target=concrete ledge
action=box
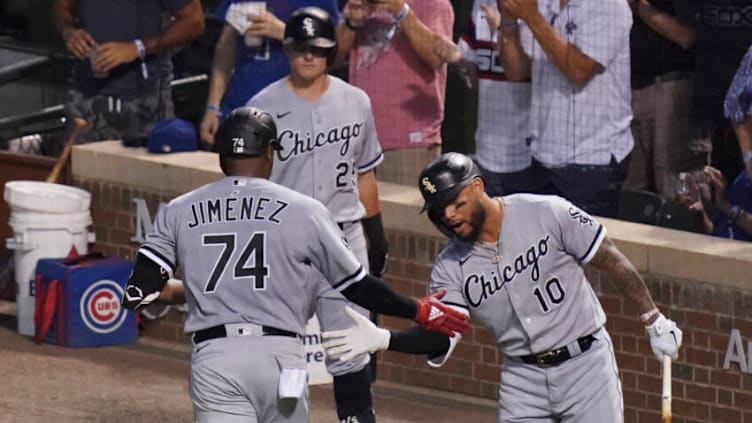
[72,141,752,290]
[72,141,220,194]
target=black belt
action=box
[517,335,596,368]
[192,325,298,344]
[337,220,360,230]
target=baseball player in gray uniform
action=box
[245,7,387,423]
[323,152,684,423]
[120,108,468,423]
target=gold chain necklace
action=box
[475,198,504,263]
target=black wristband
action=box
[361,213,387,251]
[345,18,362,31]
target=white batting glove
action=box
[322,306,391,362]
[645,313,683,361]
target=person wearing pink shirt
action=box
[336,0,454,185]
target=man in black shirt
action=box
[626,0,698,199]
[53,0,205,144]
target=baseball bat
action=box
[46,117,87,184]
[662,354,672,423]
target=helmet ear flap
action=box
[427,208,455,238]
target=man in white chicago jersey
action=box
[120,108,469,423]
[323,153,683,423]
[245,7,387,423]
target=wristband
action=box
[640,308,660,323]
[362,213,387,251]
[134,38,149,79]
[744,151,752,162]
[394,3,410,25]
[206,104,222,116]
[498,20,519,30]
[134,38,146,60]
[728,205,742,223]
[345,18,362,31]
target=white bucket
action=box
[4,181,91,214]
[5,210,95,336]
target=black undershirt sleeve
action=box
[388,326,451,358]
[340,274,417,319]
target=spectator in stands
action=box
[497,0,634,218]
[676,43,752,240]
[724,44,752,180]
[683,0,752,184]
[625,0,698,200]
[53,0,205,144]
[336,0,453,186]
[198,0,340,145]
[676,166,752,241]
[434,0,533,197]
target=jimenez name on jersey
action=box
[187,196,289,228]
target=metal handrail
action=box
[0,74,208,133]
[0,104,66,131]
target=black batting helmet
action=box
[283,7,337,62]
[215,107,279,158]
[418,153,483,237]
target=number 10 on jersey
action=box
[533,278,565,313]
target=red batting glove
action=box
[414,289,469,336]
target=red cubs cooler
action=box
[34,253,137,347]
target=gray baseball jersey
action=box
[430,194,607,356]
[138,176,366,334]
[246,75,383,223]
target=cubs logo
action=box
[80,280,128,334]
[421,177,437,194]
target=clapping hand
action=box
[480,3,501,34]
[344,0,374,28]
[498,0,539,22]
[368,0,405,17]
[704,166,731,213]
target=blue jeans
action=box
[527,155,631,218]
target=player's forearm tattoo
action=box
[588,237,656,314]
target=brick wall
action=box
[78,177,752,423]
